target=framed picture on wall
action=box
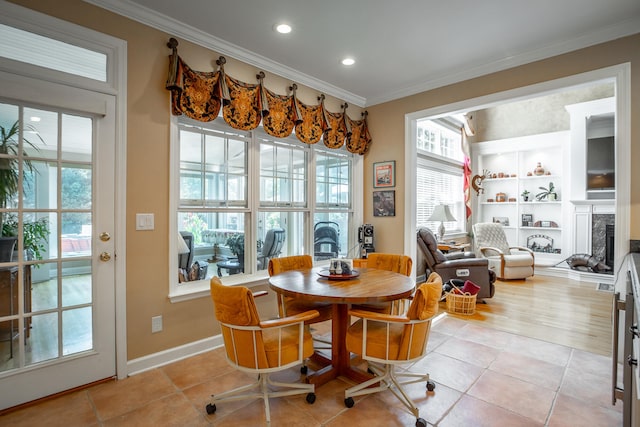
[492,216,509,226]
[373,190,395,217]
[373,161,395,188]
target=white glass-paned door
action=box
[0,78,116,409]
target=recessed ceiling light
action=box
[275,24,292,34]
[341,57,355,66]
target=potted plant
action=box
[1,214,49,262]
[0,120,45,261]
[536,182,557,201]
[521,190,530,202]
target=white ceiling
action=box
[87,0,640,107]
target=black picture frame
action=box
[373,190,395,217]
[522,214,533,226]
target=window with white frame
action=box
[416,119,466,236]
[174,117,356,290]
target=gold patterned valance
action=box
[165,38,371,155]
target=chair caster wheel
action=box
[206,403,216,414]
[426,380,436,391]
[344,397,354,408]
[300,365,308,374]
[306,393,316,404]
[416,417,427,427]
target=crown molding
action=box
[83,0,366,107]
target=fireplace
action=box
[605,224,615,268]
[591,213,615,269]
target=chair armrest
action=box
[437,257,489,268]
[348,308,410,323]
[260,309,319,328]
[445,251,477,260]
[477,246,505,256]
[509,246,535,256]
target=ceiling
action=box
[88,0,640,107]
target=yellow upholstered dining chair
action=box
[207,277,319,425]
[352,252,413,314]
[344,272,442,427]
[268,255,333,372]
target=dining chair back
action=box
[353,252,413,314]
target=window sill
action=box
[168,271,270,303]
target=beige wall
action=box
[9,0,640,361]
[365,34,640,254]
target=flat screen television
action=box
[586,136,615,191]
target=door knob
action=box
[99,252,111,262]
[99,232,111,242]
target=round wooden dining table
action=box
[268,266,415,386]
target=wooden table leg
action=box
[306,304,371,386]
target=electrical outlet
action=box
[151,315,163,333]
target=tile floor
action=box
[0,314,622,426]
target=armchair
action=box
[343,273,443,427]
[268,255,333,371]
[472,222,535,280]
[257,228,285,270]
[417,227,495,300]
[207,277,318,424]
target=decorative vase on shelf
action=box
[496,192,507,202]
[534,162,545,176]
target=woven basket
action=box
[445,291,477,315]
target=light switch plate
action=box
[136,213,155,230]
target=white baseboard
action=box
[126,334,224,376]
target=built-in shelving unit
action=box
[472,131,570,264]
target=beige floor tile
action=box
[489,350,565,390]
[181,369,258,420]
[425,329,449,352]
[567,348,612,378]
[102,393,208,427]
[212,394,319,427]
[468,370,555,424]
[325,392,416,427]
[161,348,234,390]
[0,390,98,427]
[559,364,621,411]
[415,352,484,392]
[372,377,463,425]
[286,377,354,424]
[504,334,572,366]
[547,394,622,426]
[430,314,468,336]
[89,369,176,421]
[435,336,501,368]
[454,322,516,349]
[439,394,543,427]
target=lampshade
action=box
[427,204,456,222]
[177,232,190,255]
[427,204,456,241]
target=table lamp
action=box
[427,204,456,242]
